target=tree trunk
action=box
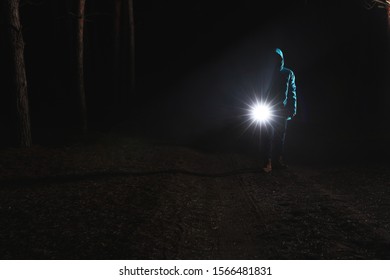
[77,0,87,133]
[127,0,136,94]
[387,5,390,30]
[3,0,32,147]
[387,5,390,122]
[113,0,122,106]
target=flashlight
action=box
[250,103,272,123]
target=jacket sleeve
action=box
[286,71,297,120]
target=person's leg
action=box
[273,118,288,167]
[262,124,274,172]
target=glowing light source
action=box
[251,103,272,123]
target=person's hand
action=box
[284,109,296,119]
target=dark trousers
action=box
[264,118,287,161]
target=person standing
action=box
[263,48,297,173]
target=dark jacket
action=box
[269,67,297,120]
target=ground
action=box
[0,133,390,259]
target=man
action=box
[263,48,297,173]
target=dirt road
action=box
[0,138,389,259]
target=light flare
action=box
[250,103,272,123]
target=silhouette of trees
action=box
[76,0,87,133]
[2,0,32,147]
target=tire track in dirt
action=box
[130,149,390,259]
[5,140,388,259]
[130,150,270,259]
[231,158,390,259]
[211,173,264,259]
[291,166,390,258]
[129,148,221,259]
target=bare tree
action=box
[113,0,122,106]
[388,3,390,29]
[127,0,136,94]
[77,0,87,133]
[3,0,32,147]
[113,0,136,108]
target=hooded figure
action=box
[269,48,297,120]
[263,48,297,173]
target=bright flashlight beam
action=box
[251,104,271,122]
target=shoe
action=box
[263,166,272,173]
[262,159,272,173]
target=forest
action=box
[0,0,390,259]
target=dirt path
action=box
[129,150,390,259]
[1,140,390,259]
[127,151,268,259]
